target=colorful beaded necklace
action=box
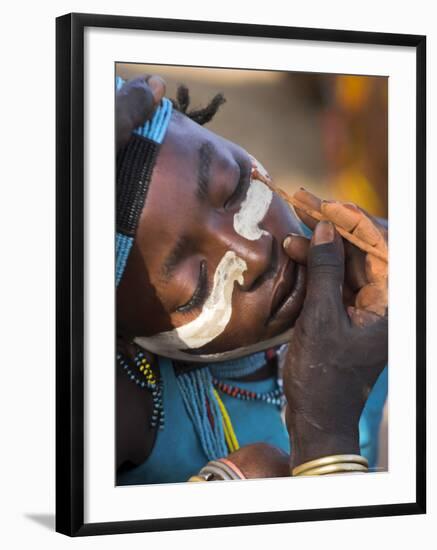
[118,345,286,460]
[175,349,285,461]
[211,379,284,407]
[117,349,165,430]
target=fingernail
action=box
[283,235,292,249]
[313,221,334,244]
[282,233,302,249]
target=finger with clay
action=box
[282,221,388,471]
[284,188,388,320]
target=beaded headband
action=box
[115,76,173,286]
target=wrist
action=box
[287,415,360,469]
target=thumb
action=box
[116,75,166,150]
[304,221,346,320]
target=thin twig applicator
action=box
[250,161,388,263]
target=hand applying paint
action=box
[283,188,388,319]
[282,221,388,470]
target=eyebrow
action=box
[196,140,214,202]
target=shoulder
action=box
[116,344,161,469]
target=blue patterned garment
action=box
[117,355,387,485]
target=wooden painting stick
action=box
[264,180,388,263]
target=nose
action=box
[204,215,275,292]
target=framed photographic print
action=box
[56,12,426,536]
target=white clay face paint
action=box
[135,155,275,360]
[134,251,247,356]
[233,156,273,241]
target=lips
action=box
[270,259,296,317]
[267,258,306,326]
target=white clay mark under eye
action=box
[135,156,273,359]
[233,158,273,241]
[134,251,247,355]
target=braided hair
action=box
[171,84,226,126]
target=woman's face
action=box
[117,110,306,361]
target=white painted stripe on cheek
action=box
[134,251,247,354]
[233,178,273,241]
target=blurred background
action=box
[117,63,388,218]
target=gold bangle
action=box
[216,458,246,480]
[187,474,208,482]
[292,454,368,477]
[187,458,246,482]
[296,462,368,476]
[199,459,246,481]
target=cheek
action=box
[155,260,200,315]
[134,251,248,356]
[197,290,271,354]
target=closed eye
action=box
[176,260,209,314]
[223,158,251,210]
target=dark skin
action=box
[116,76,388,477]
[117,109,305,352]
[116,75,166,150]
[283,222,387,468]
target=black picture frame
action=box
[56,12,426,537]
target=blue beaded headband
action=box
[115,76,173,286]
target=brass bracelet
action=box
[199,458,246,481]
[216,458,247,480]
[296,462,368,476]
[292,454,368,477]
[187,474,210,482]
[188,458,246,482]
